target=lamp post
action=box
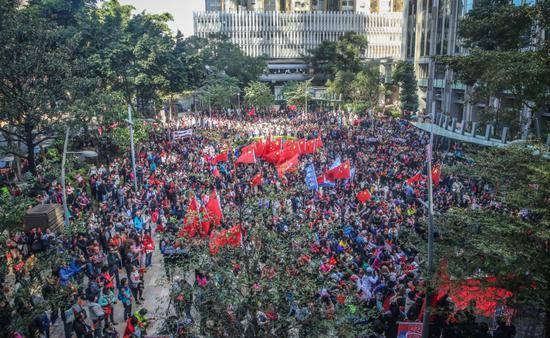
[237,92,241,116]
[61,127,98,228]
[126,105,138,192]
[422,113,436,338]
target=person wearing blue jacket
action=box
[59,259,82,286]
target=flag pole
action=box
[422,111,436,338]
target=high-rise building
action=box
[401,0,475,120]
[204,0,400,12]
[401,0,539,121]
[194,11,402,59]
[199,0,403,87]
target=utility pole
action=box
[128,105,138,192]
[422,114,436,338]
[61,127,70,228]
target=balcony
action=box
[260,73,312,82]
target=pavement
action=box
[51,244,172,337]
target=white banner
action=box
[173,129,193,139]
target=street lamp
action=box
[61,127,98,228]
[422,113,436,338]
[124,105,141,192]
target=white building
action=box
[194,11,403,59]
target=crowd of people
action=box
[0,109,517,338]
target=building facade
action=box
[194,11,403,59]
[401,0,539,122]
[204,0,403,13]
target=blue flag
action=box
[329,157,341,170]
[305,164,319,190]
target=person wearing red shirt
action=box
[142,231,155,268]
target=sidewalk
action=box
[51,246,171,337]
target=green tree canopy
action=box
[198,75,240,109]
[404,145,550,326]
[438,0,549,136]
[392,61,419,112]
[244,81,274,111]
[305,32,369,83]
[282,81,312,108]
[350,65,384,107]
[459,0,534,51]
[0,0,91,174]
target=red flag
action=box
[226,225,243,247]
[301,139,317,154]
[209,229,227,255]
[179,217,198,238]
[298,138,307,154]
[263,150,282,164]
[250,172,263,187]
[357,189,372,203]
[205,189,223,226]
[212,167,221,178]
[315,136,323,148]
[187,195,199,213]
[277,153,299,177]
[247,107,255,116]
[266,138,283,153]
[406,173,423,185]
[254,139,266,157]
[289,105,297,111]
[326,160,351,180]
[432,165,441,186]
[235,150,256,165]
[198,220,211,239]
[278,142,301,164]
[211,151,228,165]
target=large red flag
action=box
[302,139,317,154]
[357,189,372,203]
[278,142,301,164]
[211,152,228,165]
[432,165,441,186]
[235,150,256,165]
[250,172,263,187]
[277,153,299,177]
[198,220,211,239]
[241,143,255,154]
[205,189,223,226]
[266,138,283,153]
[326,160,351,180]
[406,173,423,185]
[254,139,266,157]
[263,149,282,164]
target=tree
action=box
[459,0,534,51]
[0,1,86,174]
[305,32,368,83]
[282,81,312,109]
[326,71,355,102]
[438,0,549,136]
[392,61,419,112]
[244,81,274,111]
[82,0,180,116]
[198,75,240,110]
[404,145,550,332]
[164,186,374,337]
[202,33,268,88]
[349,65,384,107]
